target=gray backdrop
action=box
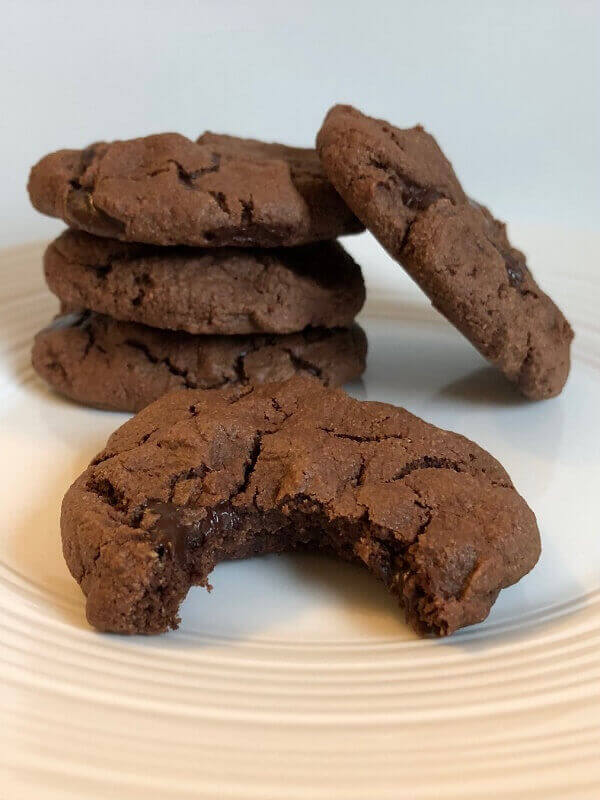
[3,0,598,245]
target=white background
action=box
[2,0,598,247]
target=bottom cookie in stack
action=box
[32,311,367,412]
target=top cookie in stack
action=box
[28,132,364,246]
[28,132,367,411]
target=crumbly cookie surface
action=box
[44,230,365,335]
[317,104,573,398]
[61,377,540,635]
[28,132,363,247]
[32,312,367,412]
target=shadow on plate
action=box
[438,366,530,407]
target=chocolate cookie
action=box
[61,376,540,636]
[317,104,573,399]
[28,132,363,247]
[44,230,365,335]
[32,312,367,412]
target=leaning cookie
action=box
[28,132,363,247]
[32,312,367,412]
[44,230,365,335]
[317,104,573,399]
[61,376,540,636]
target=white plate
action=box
[1,230,599,799]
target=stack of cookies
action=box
[28,132,367,411]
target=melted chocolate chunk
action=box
[468,197,526,287]
[370,158,443,214]
[149,501,246,564]
[402,182,443,212]
[502,247,526,287]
